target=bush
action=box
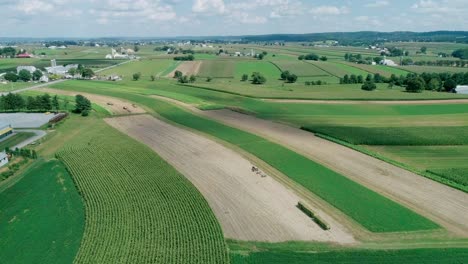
[406,77,425,93]
[297,202,330,230]
[361,81,377,91]
[251,72,266,84]
[298,53,319,61]
[132,72,141,81]
[241,74,249,81]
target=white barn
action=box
[0,152,8,168]
[17,66,37,74]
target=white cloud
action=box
[15,0,55,14]
[269,1,303,18]
[365,1,389,8]
[228,11,267,24]
[193,0,226,14]
[309,5,349,15]
[91,0,177,23]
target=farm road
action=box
[12,129,46,149]
[262,99,468,104]
[106,114,355,244]
[151,95,468,237]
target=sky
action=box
[1,0,467,37]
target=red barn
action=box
[16,53,32,58]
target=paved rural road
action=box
[152,95,468,237]
[2,60,133,96]
[12,129,47,149]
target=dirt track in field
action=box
[262,99,468,104]
[166,61,202,78]
[39,88,146,115]
[151,95,468,237]
[105,114,355,243]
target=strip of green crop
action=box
[51,81,439,233]
[0,160,84,264]
[56,120,228,264]
[230,248,468,263]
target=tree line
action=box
[0,93,59,112]
[340,72,468,93]
[298,53,327,61]
[173,55,195,61]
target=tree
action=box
[150,75,156,81]
[280,70,291,80]
[251,72,266,84]
[357,75,364,83]
[406,77,425,93]
[373,73,383,83]
[420,46,427,54]
[18,69,32,82]
[361,81,377,91]
[134,44,140,52]
[443,79,457,92]
[189,75,196,83]
[257,53,264,60]
[68,68,77,76]
[81,68,94,78]
[299,53,319,61]
[206,77,212,82]
[132,72,141,81]
[286,74,298,83]
[174,70,183,79]
[452,49,468,60]
[39,94,52,111]
[241,74,249,81]
[52,95,60,111]
[4,73,18,82]
[427,78,441,91]
[32,70,43,81]
[74,94,91,115]
[178,75,189,84]
[26,96,36,111]
[319,56,328,61]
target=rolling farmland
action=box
[197,60,236,78]
[56,121,228,264]
[272,60,330,77]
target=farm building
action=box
[45,59,78,75]
[0,124,13,140]
[0,152,8,168]
[16,53,33,58]
[456,85,468,94]
[16,66,37,74]
[380,57,397,66]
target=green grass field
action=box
[56,118,228,264]
[340,62,411,77]
[304,61,370,77]
[0,132,35,151]
[235,61,282,81]
[271,60,330,77]
[0,160,84,264]
[98,59,175,79]
[197,60,236,78]
[400,65,468,74]
[50,81,439,233]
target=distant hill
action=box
[239,31,468,45]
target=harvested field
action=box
[166,61,202,77]
[151,96,468,236]
[198,109,468,236]
[39,88,145,115]
[106,114,355,243]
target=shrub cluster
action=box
[297,202,330,230]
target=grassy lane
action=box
[51,81,439,233]
[0,160,84,264]
[56,118,228,264]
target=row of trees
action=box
[345,53,383,65]
[411,60,468,67]
[4,69,43,82]
[342,72,468,93]
[174,70,196,83]
[298,53,327,61]
[173,55,195,61]
[0,93,59,112]
[0,47,17,57]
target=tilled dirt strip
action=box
[151,95,468,237]
[39,88,146,115]
[105,114,355,243]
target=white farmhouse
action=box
[456,85,468,94]
[16,66,37,74]
[0,152,8,168]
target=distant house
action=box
[16,53,33,58]
[39,75,49,83]
[0,124,13,140]
[0,152,8,168]
[380,56,397,66]
[17,66,37,74]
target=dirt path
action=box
[151,95,468,237]
[262,99,468,104]
[105,114,355,243]
[39,88,146,115]
[166,61,202,78]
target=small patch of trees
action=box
[74,94,91,116]
[305,80,327,86]
[4,72,19,82]
[81,68,95,78]
[413,60,468,67]
[345,53,383,64]
[361,81,377,91]
[0,47,17,57]
[241,74,249,82]
[174,70,183,79]
[251,72,266,84]
[32,70,43,80]
[298,53,319,61]
[280,71,298,83]
[173,54,195,61]
[133,72,141,81]
[452,49,468,60]
[0,93,59,112]
[177,74,196,84]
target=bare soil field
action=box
[151,95,468,237]
[166,61,202,78]
[105,114,355,243]
[39,88,146,115]
[263,99,468,104]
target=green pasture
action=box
[0,160,84,264]
[305,61,370,77]
[235,61,283,81]
[271,60,331,77]
[400,65,468,74]
[98,59,175,79]
[340,62,411,77]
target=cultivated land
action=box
[3,40,468,263]
[106,114,354,243]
